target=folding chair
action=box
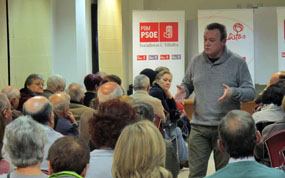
[264,130,285,168]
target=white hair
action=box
[47,74,66,91]
[1,86,20,101]
[67,83,85,102]
[3,116,48,168]
[133,74,150,91]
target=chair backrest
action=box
[264,130,285,167]
[256,121,275,134]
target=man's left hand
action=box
[217,84,232,103]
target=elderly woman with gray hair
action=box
[0,116,48,178]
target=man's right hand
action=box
[175,85,186,104]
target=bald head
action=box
[67,83,85,103]
[268,71,285,86]
[49,92,70,114]
[97,82,123,103]
[219,110,257,158]
[1,86,20,109]
[23,96,53,125]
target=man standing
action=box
[205,110,285,178]
[175,23,255,178]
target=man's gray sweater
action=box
[182,47,255,126]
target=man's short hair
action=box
[3,116,47,168]
[67,83,85,102]
[47,74,66,92]
[23,98,53,125]
[133,75,150,91]
[97,82,123,103]
[48,136,90,175]
[132,102,154,122]
[206,23,227,41]
[24,74,44,88]
[0,93,10,113]
[219,110,256,159]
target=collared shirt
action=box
[229,156,255,163]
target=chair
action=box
[256,121,275,134]
[264,130,285,168]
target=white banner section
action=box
[277,7,285,71]
[132,11,185,94]
[198,9,255,83]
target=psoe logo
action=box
[227,23,246,41]
[140,22,178,42]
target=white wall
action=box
[51,0,91,87]
[254,7,279,84]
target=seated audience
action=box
[18,73,45,111]
[67,83,94,121]
[0,95,11,174]
[255,96,285,165]
[86,99,138,178]
[23,96,62,172]
[255,71,285,105]
[48,136,90,178]
[205,110,285,178]
[0,116,48,178]
[49,92,78,136]
[1,86,22,119]
[83,74,102,107]
[0,115,9,174]
[42,74,66,98]
[253,84,285,124]
[112,120,172,178]
[79,82,125,146]
[140,68,158,87]
[149,70,189,164]
[0,94,13,173]
[130,74,165,121]
[133,102,180,178]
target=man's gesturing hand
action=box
[175,85,186,104]
[217,84,232,103]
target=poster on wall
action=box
[198,9,255,83]
[132,11,185,94]
[277,7,285,71]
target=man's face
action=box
[11,92,20,109]
[204,29,226,59]
[4,103,12,124]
